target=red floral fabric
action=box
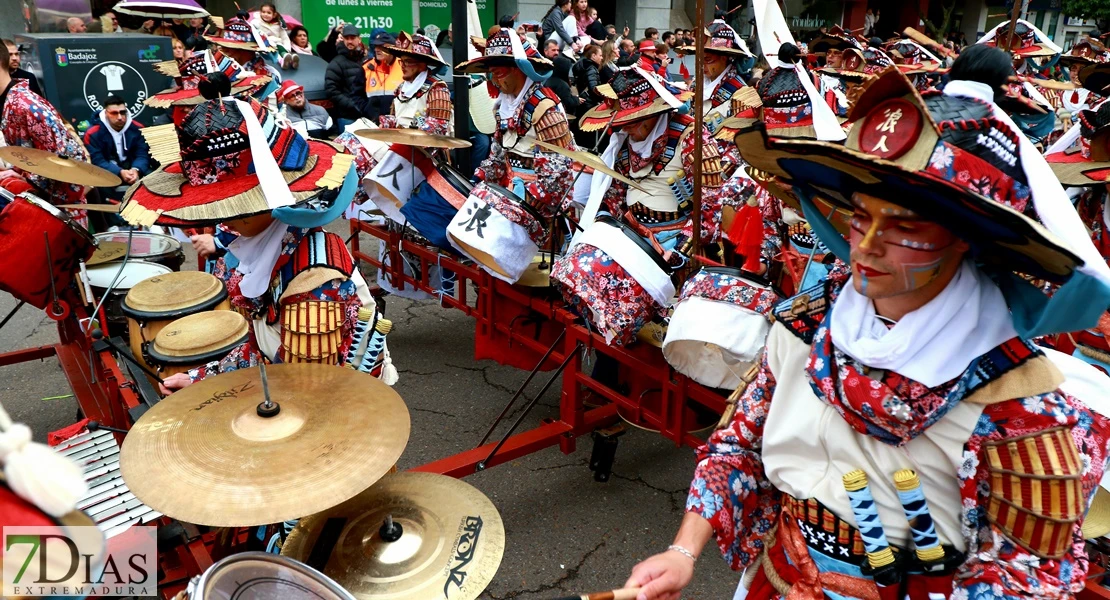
[551,242,659,346]
[677,268,779,316]
[472,182,546,245]
[1,79,90,224]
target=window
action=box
[1046,11,1059,39]
[1033,10,1044,29]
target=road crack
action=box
[485,537,609,600]
[610,472,689,512]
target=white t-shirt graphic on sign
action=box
[100,65,125,91]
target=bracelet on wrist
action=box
[667,544,697,563]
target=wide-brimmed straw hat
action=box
[384,31,448,69]
[734,67,1082,284]
[676,21,753,58]
[146,54,271,108]
[809,25,861,55]
[579,66,693,131]
[1046,102,1110,186]
[121,97,355,228]
[1059,38,1110,67]
[978,19,1058,58]
[205,16,274,53]
[458,28,552,77]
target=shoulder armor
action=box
[280,300,346,364]
[268,230,354,320]
[772,281,833,344]
[984,426,1083,559]
[534,106,572,148]
[426,80,453,122]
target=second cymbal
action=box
[351,128,473,150]
[282,472,505,600]
[0,147,121,187]
[533,140,647,192]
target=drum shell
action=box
[124,296,231,382]
[189,551,356,600]
[93,232,186,271]
[447,182,543,283]
[0,196,95,310]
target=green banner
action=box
[418,0,495,37]
[303,0,415,46]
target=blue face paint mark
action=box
[860,273,869,295]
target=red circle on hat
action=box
[857,98,922,160]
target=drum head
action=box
[149,311,249,363]
[93,231,181,259]
[85,260,173,290]
[122,271,227,318]
[197,552,355,600]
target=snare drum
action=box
[400,162,473,249]
[662,267,779,389]
[146,311,249,379]
[0,193,96,310]
[184,552,355,600]
[447,182,546,283]
[93,231,186,272]
[120,271,230,376]
[551,215,676,347]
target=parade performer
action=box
[0,43,90,225]
[377,32,453,134]
[117,75,396,390]
[551,65,724,346]
[810,26,869,118]
[444,27,575,282]
[678,22,753,136]
[1047,100,1110,373]
[149,53,273,127]
[977,20,1060,144]
[623,49,1110,600]
[1059,38,1109,118]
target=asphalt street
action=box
[0,226,739,600]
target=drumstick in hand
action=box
[547,588,641,600]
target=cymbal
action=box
[0,147,121,187]
[351,128,473,150]
[86,241,128,265]
[533,140,647,192]
[56,203,122,213]
[120,364,410,527]
[282,472,505,600]
[517,256,553,287]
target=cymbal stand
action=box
[476,341,582,472]
[0,300,25,333]
[477,329,567,447]
[256,362,279,417]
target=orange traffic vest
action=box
[364,59,404,99]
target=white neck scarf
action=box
[498,81,529,123]
[398,70,429,101]
[628,114,670,159]
[830,261,1019,387]
[228,219,289,299]
[702,67,729,102]
[98,109,131,159]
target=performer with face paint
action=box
[622,48,1110,600]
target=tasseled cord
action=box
[0,403,88,517]
[726,196,764,272]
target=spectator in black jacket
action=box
[541,0,575,48]
[572,44,602,104]
[3,40,40,97]
[325,24,369,131]
[543,39,574,85]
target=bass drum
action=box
[400,161,473,249]
[93,231,186,272]
[182,552,356,600]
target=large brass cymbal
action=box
[0,147,122,187]
[351,128,473,150]
[533,140,647,192]
[120,364,410,527]
[282,472,505,600]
